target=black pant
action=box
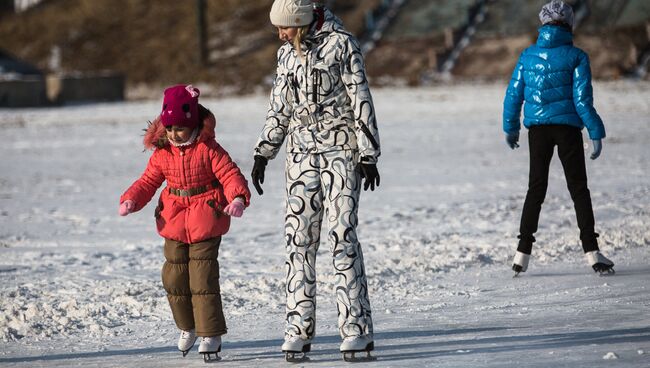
[517,125,599,254]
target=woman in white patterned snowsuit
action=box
[251,0,381,358]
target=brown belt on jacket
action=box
[168,179,220,197]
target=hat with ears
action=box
[160,84,200,128]
[270,0,314,27]
[539,0,574,28]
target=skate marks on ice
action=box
[370,327,650,363]
[0,329,498,365]
[0,345,177,365]
[231,326,650,366]
[3,327,649,366]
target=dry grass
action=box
[0,0,373,95]
[1,0,646,96]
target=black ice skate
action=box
[198,336,221,363]
[512,251,530,277]
[340,335,376,362]
[282,336,311,363]
[586,250,615,275]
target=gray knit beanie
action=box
[269,0,314,27]
[539,0,574,27]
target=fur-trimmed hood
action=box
[143,112,217,150]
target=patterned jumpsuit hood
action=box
[503,25,606,140]
[254,8,381,163]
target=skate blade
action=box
[593,264,615,276]
[181,349,190,357]
[596,268,615,276]
[342,351,377,362]
[202,352,221,363]
[285,352,310,363]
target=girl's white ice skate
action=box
[281,336,311,362]
[198,336,222,363]
[177,329,197,357]
[340,335,376,362]
[586,251,615,275]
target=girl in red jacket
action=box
[119,84,251,362]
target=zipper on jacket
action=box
[312,68,318,104]
[178,146,191,206]
[305,50,322,116]
[304,50,310,105]
[178,147,192,243]
[288,72,300,103]
[179,147,187,188]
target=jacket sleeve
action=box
[120,152,165,212]
[211,142,251,206]
[340,35,381,164]
[573,51,605,139]
[253,48,293,160]
[503,53,526,134]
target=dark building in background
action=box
[0,49,47,107]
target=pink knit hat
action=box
[160,84,200,128]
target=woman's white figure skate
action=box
[177,329,197,357]
[198,336,222,363]
[586,251,615,275]
[512,251,530,277]
[340,335,376,362]
[282,336,311,362]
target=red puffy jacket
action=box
[120,113,251,244]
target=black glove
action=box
[251,156,268,195]
[358,161,380,191]
[505,132,520,149]
[590,139,602,160]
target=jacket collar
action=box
[303,8,346,49]
[536,24,573,48]
[168,128,199,147]
[143,113,216,150]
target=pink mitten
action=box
[223,199,245,218]
[119,200,135,216]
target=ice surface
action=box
[1,81,649,367]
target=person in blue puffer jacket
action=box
[503,0,614,276]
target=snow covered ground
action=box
[1,81,649,367]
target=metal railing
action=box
[360,0,408,53]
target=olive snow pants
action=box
[162,237,226,337]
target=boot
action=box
[282,335,311,362]
[281,335,311,352]
[177,329,197,357]
[198,336,222,362]
[340,335,375,362]
[340,335,374,352]
[512,251,530,276]
[585,250,615,274]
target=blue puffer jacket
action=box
[503,25,605,140]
